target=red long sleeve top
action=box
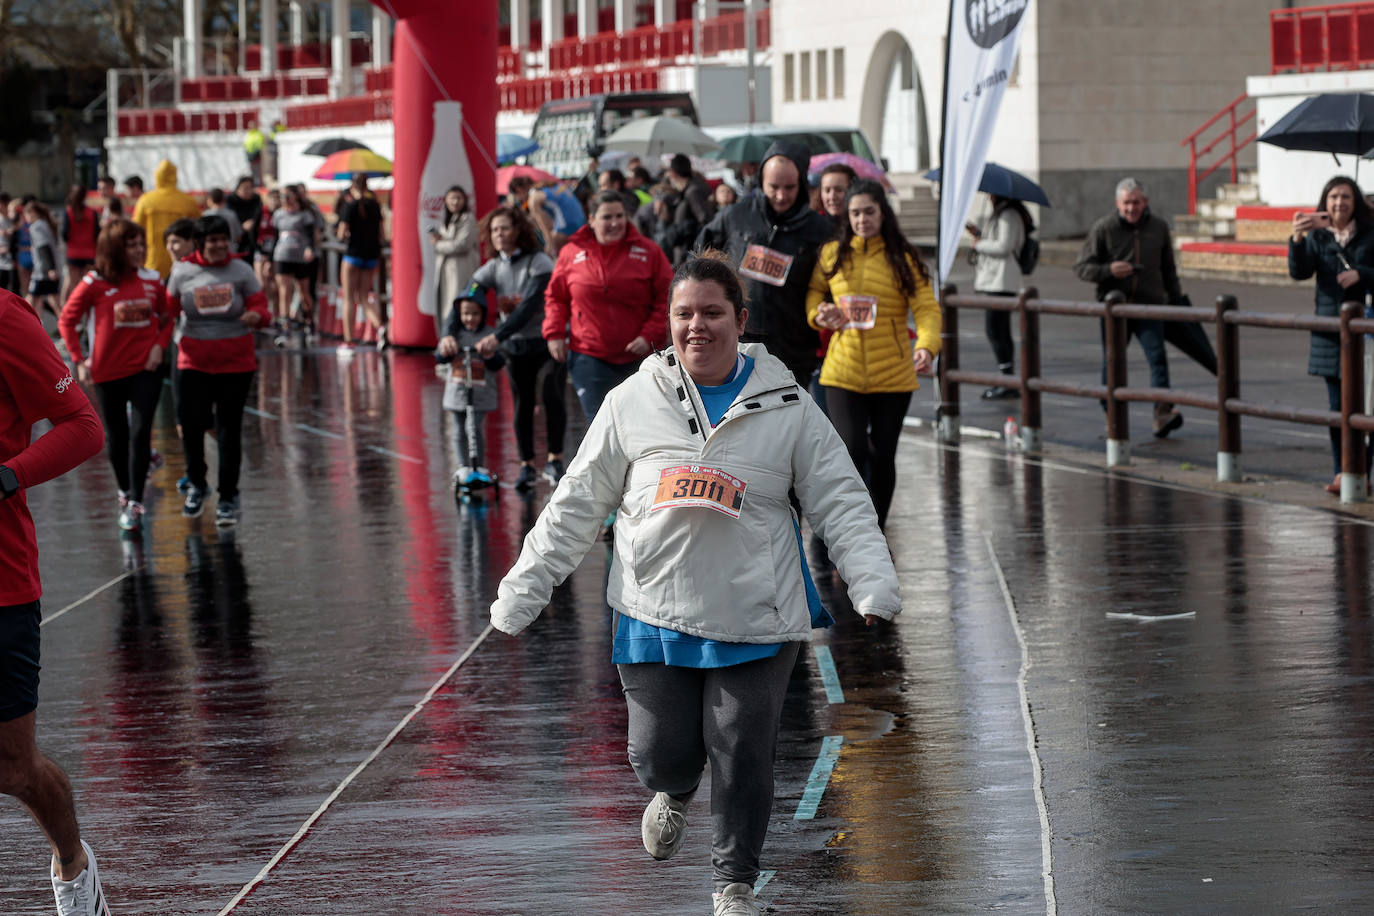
[57,269,171,384]
[1,292,104,604]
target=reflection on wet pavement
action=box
[3,346,1372,913]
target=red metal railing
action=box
[1271,2,1374,73]
[499,67,662,113]
[117,108,259,136]
[242,39,372,73]
[365,66,393,93]
[1180,93,1257,215]
[181,74,328,102]
[504,7,770,79]
[284,93,395,129]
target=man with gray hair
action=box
[1075,177,1185,437]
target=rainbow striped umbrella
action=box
[312,148,393,179]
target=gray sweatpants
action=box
[617,641,802,891]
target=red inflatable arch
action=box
[370,1,497,348]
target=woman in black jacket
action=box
[1289,174,1374,493]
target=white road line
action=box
[294,422,344,440]
[984,534,1057,916]
[40,573,132,627]
[244,407,278,420]
[217,623,495,914]
[367,445,423,464]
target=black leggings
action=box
[93,370,163,502]
[823,387,913,529]
[506,347,567,461]
[983,290,1017,366]
[177,369,254,499]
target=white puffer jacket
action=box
[491,343,902,641]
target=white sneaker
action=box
[117,500,144,531]
[712,882,760,916]
[641,792,690,860]
[51,840,111,916]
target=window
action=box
[834,47,845,99]
[817,49,828,99]
[784,53,794,102]
[800,51,811,101]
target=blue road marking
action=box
[813,645,845,704]
[795,735,843,820]
[754,870,776,894]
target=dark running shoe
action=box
[183,484,209,518]
[543,459,566,485]
[514,464,538,491]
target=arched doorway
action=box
[860,31,931,173]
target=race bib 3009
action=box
[652,465,748,518]
[738,244,794,287]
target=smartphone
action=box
[1303,211,1332,225]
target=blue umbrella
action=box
[498,133,539,163]
[922,162,1051,206]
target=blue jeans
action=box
[567,351,638,424]
[1099,318,1170,390]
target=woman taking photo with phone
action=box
[1289,174,1374,494]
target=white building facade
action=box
[769,0,1272,237]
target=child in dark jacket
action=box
[436,297,506,492]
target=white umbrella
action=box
[603,116,721,159]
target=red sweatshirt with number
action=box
[58,269,171,384]
[1,292,104,604]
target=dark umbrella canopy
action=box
[1257,93,1374,156]
[704,133,775,163]
[303,138,372,157]
[923,162,1051,207]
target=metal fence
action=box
[936,286,1374,504]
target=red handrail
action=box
[1271,2,1374,73]
[1180,93,1257,215]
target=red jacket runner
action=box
[543,223,671,365]
[58,269,171,384]
[0,292,104,604]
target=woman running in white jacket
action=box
[492,250,901,916]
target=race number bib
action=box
[837,294,878,330]
[112,298,152,328]
[192,283,235,316]
[738,244,794,287]
[497,294,522,318]
[450,360,487,387]
[652,465,748,518]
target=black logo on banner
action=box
[967,0,1028,49]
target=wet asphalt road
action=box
[3,340,1372,914]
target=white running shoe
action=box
[51,840,111,916]
[117,500,144,531]
[712,883,760,916]
[641,792,690,860]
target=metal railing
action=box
[1180,92,1257,215]
[1271,2,1374,73]
[936,286,1374,504]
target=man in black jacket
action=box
[696,141,834,385]
[654,154,715,268]
[1075,177,1185,437]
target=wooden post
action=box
[1216,294,1241,481]
[1019,286,1041,453]
[1104,291,1130,466]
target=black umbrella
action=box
[1164,295,1217,376]
[302,138,372,157]
[1257,93,1374,159]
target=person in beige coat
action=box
[429,185,479,334]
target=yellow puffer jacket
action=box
[806,236,941,393]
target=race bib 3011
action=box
[652,465,748,518]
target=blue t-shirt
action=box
[612,356,830,668]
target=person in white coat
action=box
[966,194,1028,400]
[428,185,479,336]
[491,250,901,916]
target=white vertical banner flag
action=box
[938,0,1031,285]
